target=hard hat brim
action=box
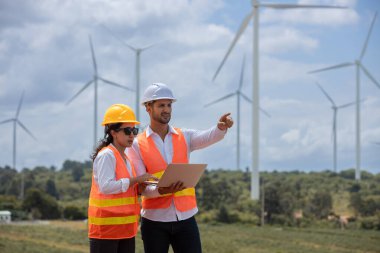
[101,120,140,126]
[141,98,177,105]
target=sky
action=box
[0,0,379,174]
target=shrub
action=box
[22,188,61,219]
[63,205,86,220]
[360,216,379,230]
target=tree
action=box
[22,188,61,219]
[264,183,282,222]
[63,206,86,220]
[217,205,230,223]
[0,166,18,195]
[307,191,332,219]
[45,178,59,199]
[72,167,84,182]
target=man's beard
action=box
[153,112,171,124]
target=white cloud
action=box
[281,129,301,143]
[261,26,318,53]
[261,0,359,27]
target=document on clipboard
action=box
[150,163,206,188]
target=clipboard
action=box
[156,163,207,188]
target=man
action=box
[127,83,233,253]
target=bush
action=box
[360,216,380,230]
[217,205,231,223]
[231,210,259,224]
[63,205,86,220]
[270,214,293,226]
[197,210,217,223]
[22,188,61,219]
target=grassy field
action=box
[0,221,379,253]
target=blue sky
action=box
[0,0,379,173]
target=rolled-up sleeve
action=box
[184,125,227,152]
[94,149,130,194]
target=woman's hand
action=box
[131,173,158,186]
[158,181,185,195]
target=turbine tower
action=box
[101,24,159,121]
[213,0,345,199]
[309,12,379,180]
[66,35,134,147]
[0,91,37,199]
[315,82,356,172]
[205,56,270,170]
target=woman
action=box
[88,104,157,253]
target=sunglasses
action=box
[117,127,139,136]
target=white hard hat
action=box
[141,83,177,105]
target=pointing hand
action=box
[217,113,234,131]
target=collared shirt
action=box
[93,144,133,194]
[127,125,226,222]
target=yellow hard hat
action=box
[101,104,140,126]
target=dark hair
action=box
[91,123,122,161]
[144,100,156,107]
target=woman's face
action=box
[111,123,138,148]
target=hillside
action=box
[0,160,379,229]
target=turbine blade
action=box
[241,93,252,103]
[240,93,270,118]
[259,107,271,118]
[315,82,335,106]
[308,62,354,74]
[16,91,25,118]
[89,35,98,74]
[261,3,346,9]
[360,12,377,60]
[360,64,380,89]
[98,77,135,91]
[66,80,93,105]
[100,23,136,51]
[0,118,14,124]
[338,101,356,109]
[141,41,161,51]
[213,10,254,81]
[238,55,246,90]
[17,121,37,141]
[204,93,235,107]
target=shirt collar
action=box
[145,125,178,138]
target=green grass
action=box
[0,221,379,253]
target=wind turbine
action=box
[101,24,160,121]
[315,82,356,173]
[66,35,134,147]
[205,56,270,170]
[0,91,37,199]
[309,12,379,180]
[213,0,345,199]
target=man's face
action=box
[147,99,172,124]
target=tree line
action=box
[0,161,379,230]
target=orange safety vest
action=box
[137,128,197,212]
[88,145,140,239]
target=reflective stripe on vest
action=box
[137,128,197,212]
[88,145,140,239]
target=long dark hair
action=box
[91,123,122,161]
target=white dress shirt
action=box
[127,125,226,222]
[93,144,134,194]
